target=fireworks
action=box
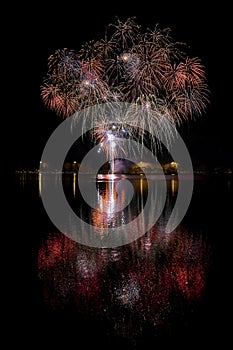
[40,17,209,154]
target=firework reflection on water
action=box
[37,177,211,342]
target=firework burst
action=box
[40,17,209,155]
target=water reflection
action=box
[74,174,167,246]
[38,228,210,341]
[37,175,211,344]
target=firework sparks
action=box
[40,17,209,154]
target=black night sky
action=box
[9,1,232,172]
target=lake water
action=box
[12,172,232,348]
